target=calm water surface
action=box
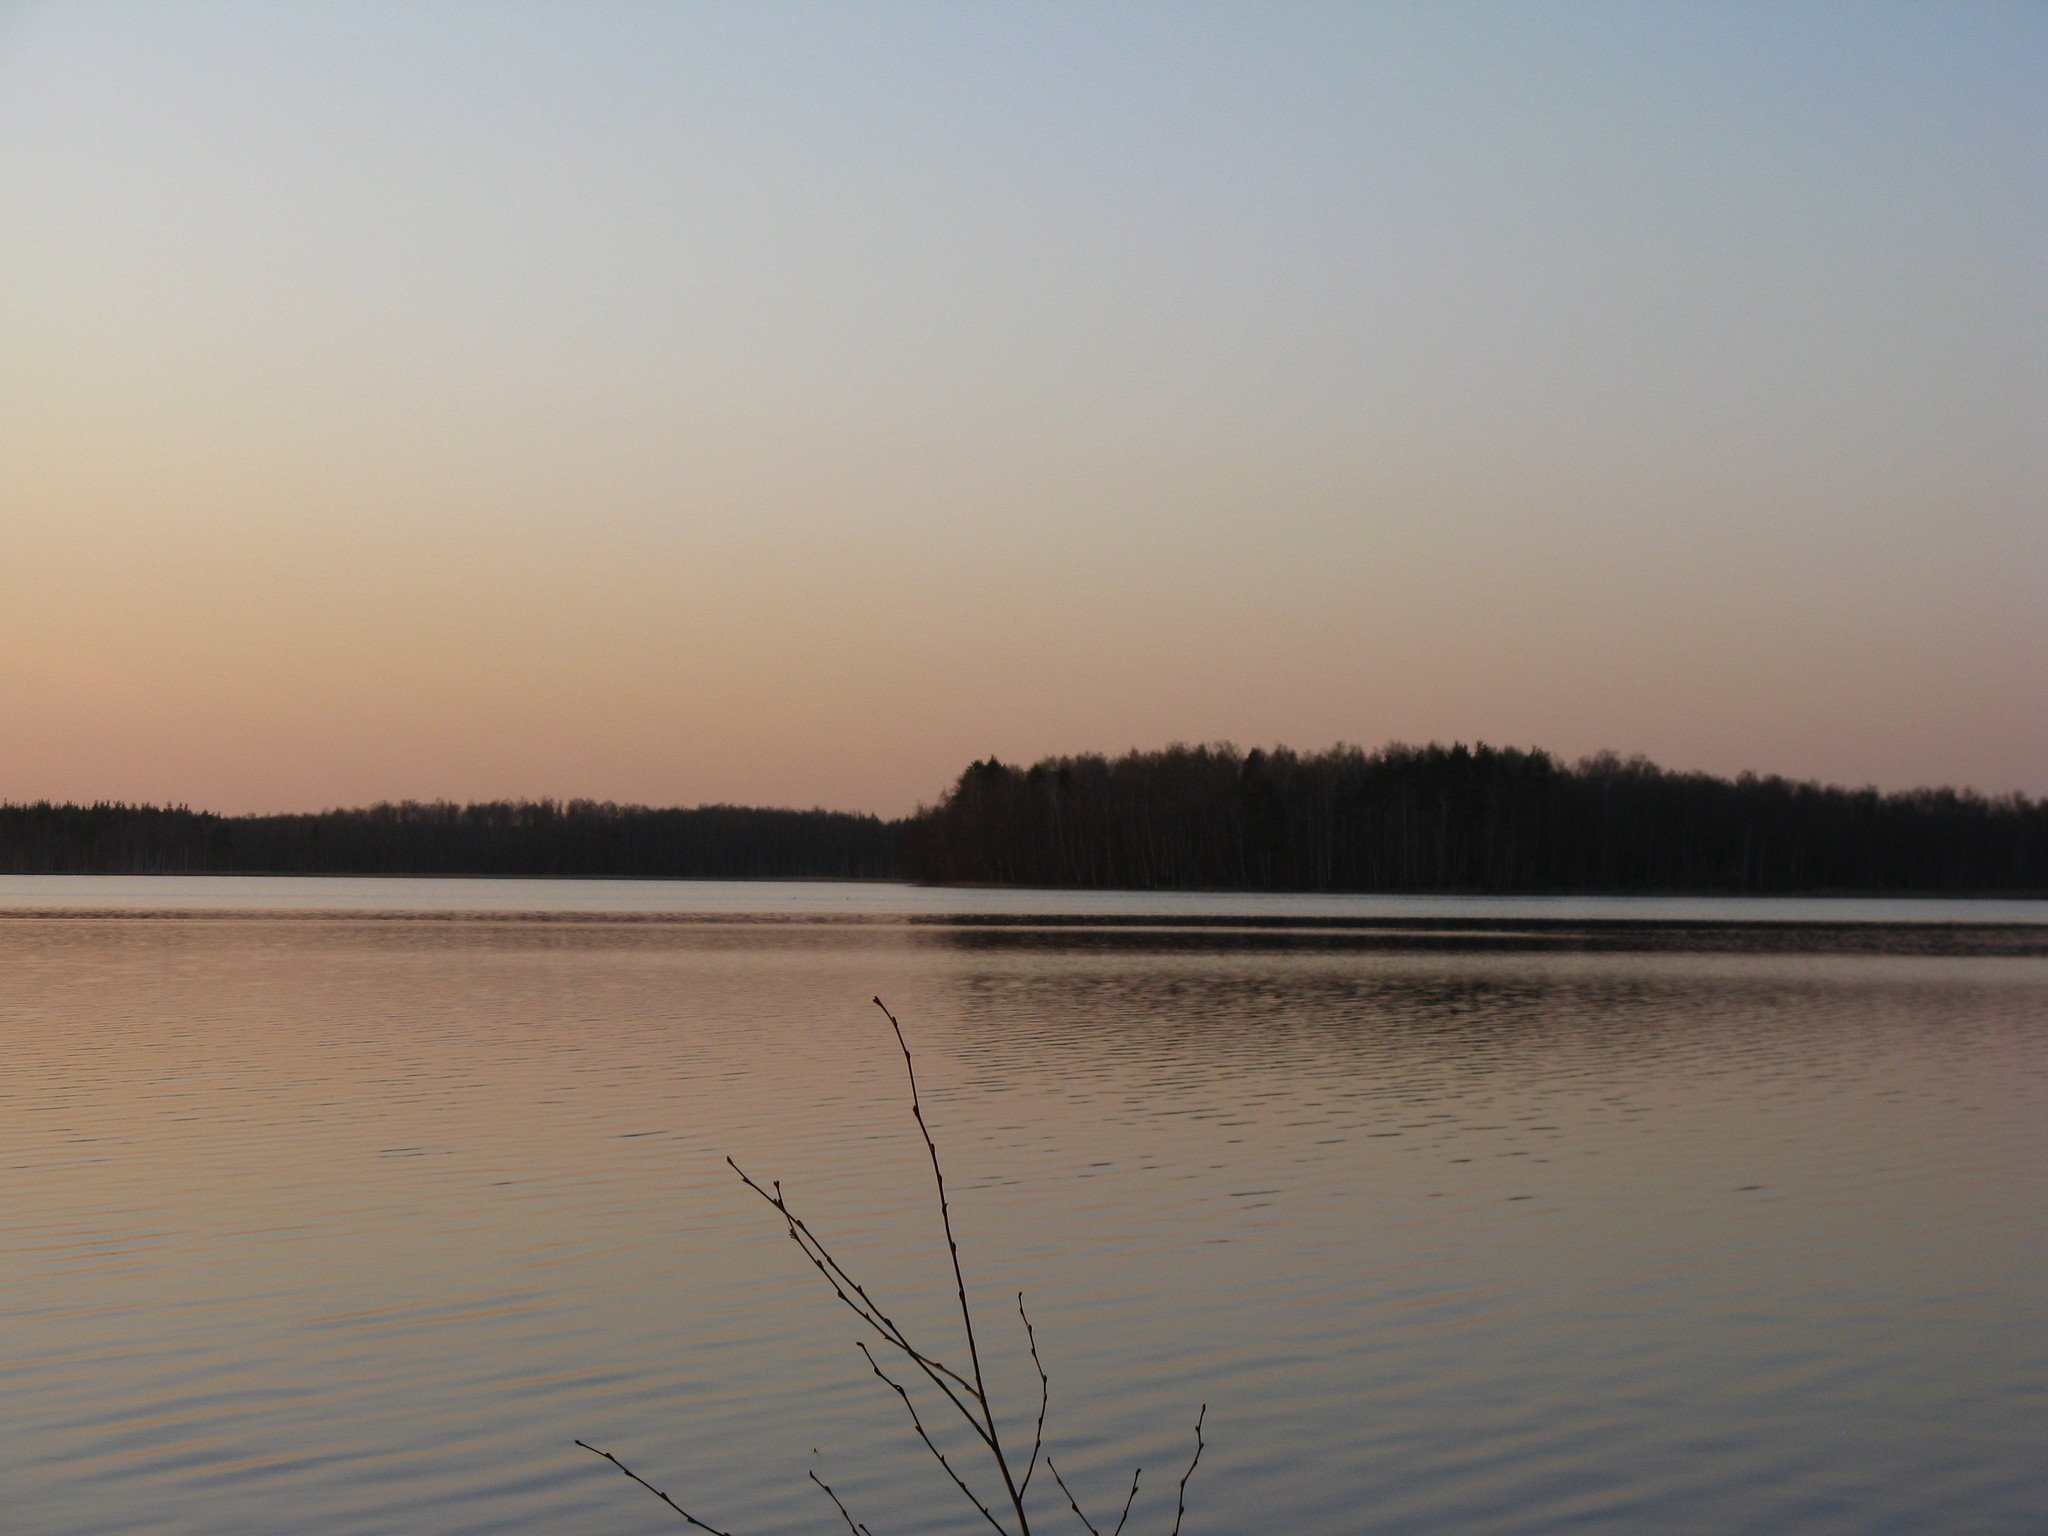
[2,881,2044,1534]
[6,874,2047,924]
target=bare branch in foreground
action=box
[574,1439,737,1535]
[580,998,1207,1536]
[1047,1457,1141,1536]
[809,1468,874,1536]
[871,995,1033,1533]
[1017,1292,1050,1498]
[1169,1406,1207,1536]
[858,1340,1009,1536]
[727,1155,990,1436]
[1111,1466,1143,1536]
[1047,1458,1103,1536]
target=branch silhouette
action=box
[577,997,1206,1534]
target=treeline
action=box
[0,799,898,880]
[6,744,2044,892]
[898,744,2048,894]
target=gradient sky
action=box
[3,1,2043,816]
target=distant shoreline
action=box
[0,869,2042,900]
[7,740,2044,895]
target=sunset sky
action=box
[3,1,2043,816]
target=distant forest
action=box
[903,744,2048,894]
[3,742,2044,893]
[0,799,898,881]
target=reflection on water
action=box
[5,873,2047,925]
[1,911,2043,1534]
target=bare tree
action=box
[578,997,1206,1534]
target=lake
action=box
[2,879,2044,1534]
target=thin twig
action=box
[574,1439,738,1535]
[1046,1458,1102,1536]
[580,1000,1205,1536]
[873,995,1033,1534]
[809,1468,874,1536]
[1169,1405,1207,1536]
[1017,1292,1050,1498]
[1109,1467,1142,1536]
[727,1157,992,1443]
[733,1156,978,1395]
[858,1341,1008,1536]
[1046,1457,1140,1536]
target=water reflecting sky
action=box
[3,874,2047,924]
[2,899,2043,1533]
